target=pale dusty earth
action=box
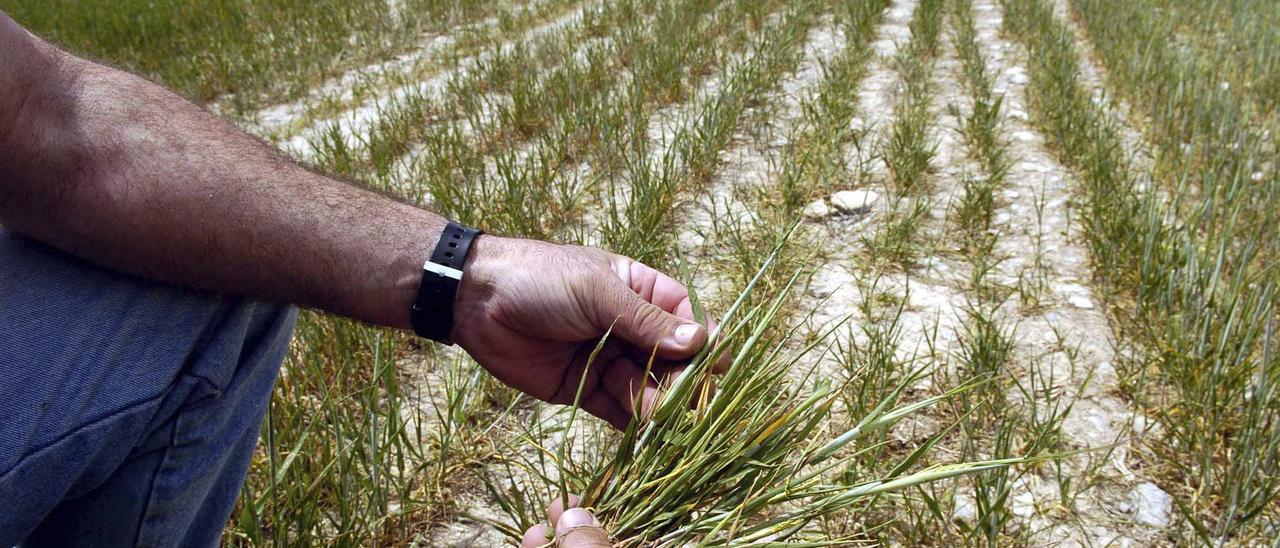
[227,0,588,157]
[679,0,1167,543]
[241,0,1182,544]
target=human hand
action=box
[520,496,611,548]
[452,236,721,429]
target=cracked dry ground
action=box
[235,0,1242,544]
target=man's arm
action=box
[0,12,716,429]
[0,12,439,328]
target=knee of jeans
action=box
[136,300,296,454]
[180,300,297,392]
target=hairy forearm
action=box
[0,14,451,329]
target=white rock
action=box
[1055,283,1096,309]
[1131,413,1162,436]
[1129,482,1173,528]
[1068,294,1095,309]
[830,189,880,214]
[1012,130,1037,142]
[802,199,830,219]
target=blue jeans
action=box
[0,229,297,547]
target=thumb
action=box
[556,508,612,548]
[601,284,706,359]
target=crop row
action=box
[1003,0,1279,541]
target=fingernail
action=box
[559,508,599,529]
[673,323,700,346]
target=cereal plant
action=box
[8,0,1277,544]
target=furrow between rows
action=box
[281,0,599,160]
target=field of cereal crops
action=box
[7,0,1277,544]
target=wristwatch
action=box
[410,221,482,344]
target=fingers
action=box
[556,508,611,547]
[580,390,631,430]
[543,497,612,548]
[602,357,660,423]
[702,317,732,373]
[615,258,694,315]
[546,495,583,525]
[658,364,718,409]
[522,524,552,548]
[610,257,734,372]
[602,258,709,360]
[598,280,707,361]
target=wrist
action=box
[451,233,513,342]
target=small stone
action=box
[1131,414,1161,436]
[1068,294,1095,309]
[1013,130,1037,142]
[1129,482,1173,528]
[830,189,880,214]
[802,199,830,219]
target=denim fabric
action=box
[0,229,297,547]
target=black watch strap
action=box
[411,221,482,344]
